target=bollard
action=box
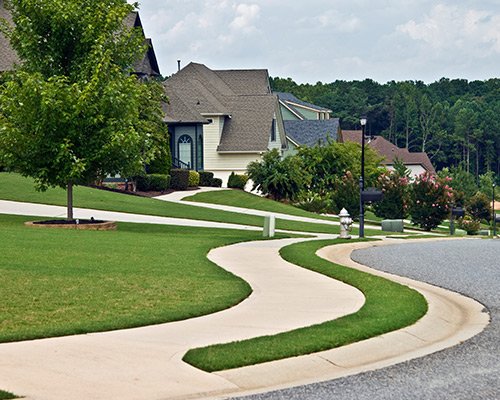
[263,215,275,237]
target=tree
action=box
[0,0,167,220]
[247,149,311,201]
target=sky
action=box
[130,0,500,84]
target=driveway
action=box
[234,239,499,399]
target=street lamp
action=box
[359,116,367,238]
[493,182,496,237]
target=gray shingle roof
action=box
[163,62,279,152]
[0,1,19,72]
[275,91,332,113]
[284,119,339,147]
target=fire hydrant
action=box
[339,208,352,239]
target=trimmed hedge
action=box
[134,172,170,191]
[170,169,190,190]
[199,171,214,186]
[228,172,248,189]
[189,170,200,187]
[212,178,223,187]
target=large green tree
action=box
[0,0,167,220]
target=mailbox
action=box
[361,188,383,203]
[495,214,500,223]
[451,207,465,218]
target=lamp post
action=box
[359,116,367,238]
[493,182,496,237]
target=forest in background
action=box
[270,76,500,181]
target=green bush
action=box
[468,192,492,221]
[457,216,481,235]
[133,170,149,191]
[227,172,248,189]
[170,169,190,190]
[147,147,172,175]
[211,178,223,187]
[372,171,410,219]
[188,170,200,187]
[199,171,214,186]
[331,170,359,219]
[296,190,327,214]
[409,172,453,231]
[148,174,171,191]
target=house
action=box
[341,130,435,176]
[162,62,287,185]
[275,92,340,156]
[0,3,159,79]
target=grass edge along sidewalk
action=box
[183,238,428,372]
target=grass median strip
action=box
[0,214,298,343]
[183,238,428,372]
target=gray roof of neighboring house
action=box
[275,92,332,114]
[284,119,340,147]
[163,62,279,153]
[0,0,19,72]
[342,130,435,172]
[0,4,159,77]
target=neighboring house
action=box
[341,130,435,176]
[162,62,287,185]
[275,92,340,156]
[0,3,159,79]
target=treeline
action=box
[270,76,500,180]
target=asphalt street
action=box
[233,239,499,400]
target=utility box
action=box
[381,219,404,233]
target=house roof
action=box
[0,4,159,77]
[284,119,340,147]
[0,0,19,72]
[275,92,332,114]
[162,62,280,153]
[341,130,435,172]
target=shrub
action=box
[247,149,311,201]
[170,169,190,190]
[148,174,171,191]
[133,170,149,192]
[468,192,492,221]
[211,178,223,187]
[372,171,410,219]
[199,171,214,186]
[409,172,453,231]
[228,172,248,190]
[296,190,327,214]
[147,147,172,175]
[457,216,481,235]
[188,170,200,187]
[331,171,360,219]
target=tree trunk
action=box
[67,180,74,221]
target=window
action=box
[271,119,276,142]
[178,135,192,168]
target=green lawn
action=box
[183,238,428,371]
[0,172,388,235]
[0,214,294,342]
[183,189,339,221]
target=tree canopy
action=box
[0,0,167,219]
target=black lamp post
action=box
[359,116,367,238]
[493,182,496,237]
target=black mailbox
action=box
[361,188,383,203]
[451,207,465,218]
[495,214,500,223]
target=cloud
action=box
[301,9,361,33]
[397,4,500,56]
[229,3,261,34]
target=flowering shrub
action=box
[457,216,481,235]
[468,192,492,221]
[372,171,410,219]
[331,171,360,219]
[409,172,453,231]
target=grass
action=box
[0,213,296,343]
[183,189,339,221]
[0,390,19,400]
[182,238,428,372]
[0,172,388,235]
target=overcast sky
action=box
[131,0,500,84]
